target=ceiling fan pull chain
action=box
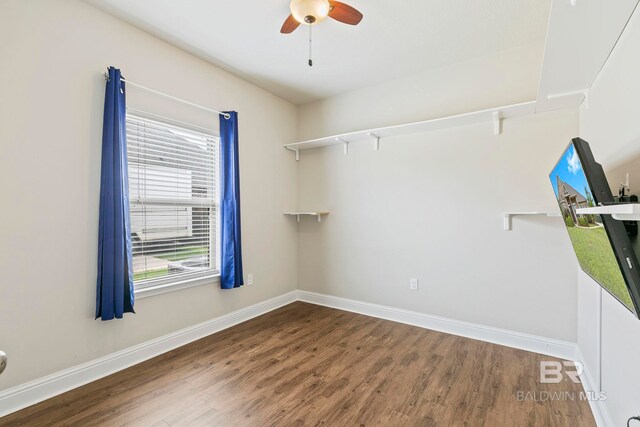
[308,24,313,67]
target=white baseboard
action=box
[297,291,578,360]
[575,347,612,427]
[0,290,298,418]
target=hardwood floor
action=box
[0,302,595,426]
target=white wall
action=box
[297,108,579,341]
[297,43,544,141]
[577,5,640,423]
[0,0,298,390]
[296,39,579,341]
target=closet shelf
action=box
[576,204,640,221]
[284,212,329,223]
[284,100,537,160]
[503,212,561,231]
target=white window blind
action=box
[126,112,219,290]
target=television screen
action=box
[550,138,640,316]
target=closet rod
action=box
[102,72,230,119]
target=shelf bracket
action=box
[493,111,502,136]
[503,213,512,231]
[369,132,381,151]
[285,145,300,161]
[336,138,349,155]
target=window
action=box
[126,112,219,291]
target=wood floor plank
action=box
[0,302,595,426]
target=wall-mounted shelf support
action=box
[503,211,561,231]
[547,88,590,110]
[284,212,329,223]
[285,145,301,161]
[334,138,349,155]
[493,111,502,135]
[576,204,640,221]
[369,132,381,151]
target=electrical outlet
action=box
[247,274,253,286]
[409,278,419,291]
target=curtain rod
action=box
[102,72,230,119]
[126,107,219,136]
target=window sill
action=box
[134,274,220,299]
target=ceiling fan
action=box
[280,0,363,66]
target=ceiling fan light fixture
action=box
[290,0,331,25]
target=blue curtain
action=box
[96,67,135,320]
[220,111,244,289]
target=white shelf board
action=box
[284,212,329,222]
[284,101,537,157]
[576,204,640,221]
[503,211,561,231]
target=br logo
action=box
[539,361,583,384]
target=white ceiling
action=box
[85,0,551,105]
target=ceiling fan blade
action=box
[280,14,300,34]
[328,1,363,25]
